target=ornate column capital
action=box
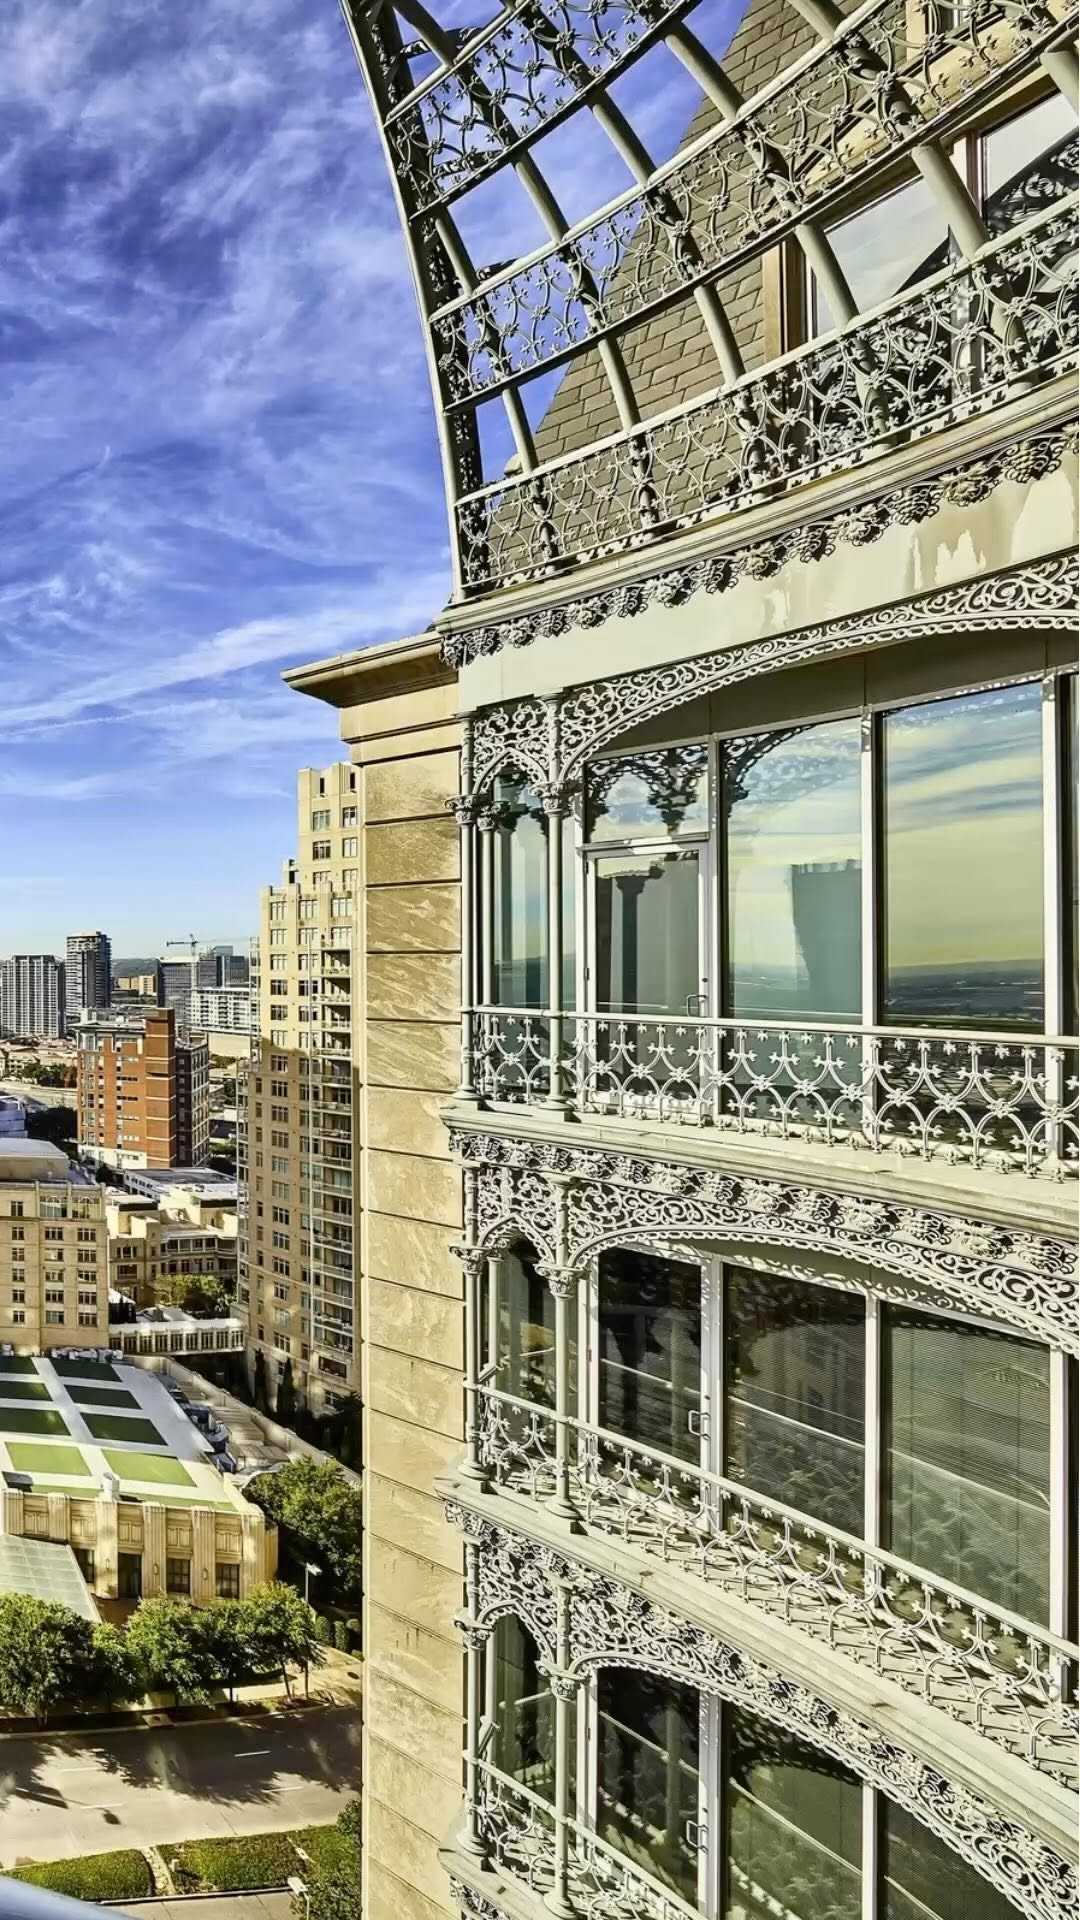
[536,1262,583,1302]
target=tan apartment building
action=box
[108,1195,237,1310]
[238,763,362,1413]
[0,1137,108,1351]
[77,1008,209,1171]
[277,0,1080,1917]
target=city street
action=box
[0,1705,360,1869]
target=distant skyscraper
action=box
[0,955,65,1039]
[65,931,112,1023]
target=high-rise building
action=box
[159,958,197,1030]
[188,986,253,1034]
[0,955,65,1039]
[65,931,111,1023]
[237,764,361,1413]
[76,1009,209,1172]
[0,1113,108,1351]
[285,8,1077,1920]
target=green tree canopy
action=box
[247,1457,361,1605]
[240,1582,323,1698]
[0,1595,98,1721]
[125,1598,220,1705]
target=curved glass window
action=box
[597,1248,702,1464]
[884,1309,1051,1622]
[493,1242,556,1409]
[723,719,861,1021]
[882,1801,1023,1920]
[724,1267,865,1535]
[725,1711,861,1920]
[491,1615,556,1803]
[882,684,1044,1028]
[597,1666,700,1904]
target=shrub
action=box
[171,1826,348,1893]
[8,1850,151,1901]
[332,1618,349,1652]
[314,1613,333,1646]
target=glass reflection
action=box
[725,1268,865,1534]
[494,1243,556,1409]
[586,745,709,843]
[597,1666,700,1903]
[812,174,948,334]
[881,1801,1023,1920]
[884,1309,1051,1622]
[490,776,576,1008]
[725,1711,862,1920]
[883,683,1044,1028]
[598,1249,702,1465]
[594,849,701,1017]
[724,720,861,1020]
[492,1615,556,1803]
[981,91,1076,202]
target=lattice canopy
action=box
[342,0,1079,603]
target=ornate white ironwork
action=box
[469,1006,1080,1178]
[432,6,1078,402]
[448,1511,1076,1920]
[463,551,1077,794]
[475,1762,698,1920]
[474,1382,1079,1781]
[456,205,1077,588]
[447,1128,1078,1354]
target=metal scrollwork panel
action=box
[454,1515,1076,1920]
[447,1127,1078,1354]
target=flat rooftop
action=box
[0,1356,250,1515]
[0,1138,90,1184]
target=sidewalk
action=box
[117,1898,293,1918]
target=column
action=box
[458,1216,490,1487]
[544,1578,582,1919]
[459,1539,490,1861]
[542,786,569,1112]
[541,1175,581,1527]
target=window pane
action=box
[813,175,949,333]
[884,1309,1051,1622]
[883,684,1043,1027]
[594,848,701,1017]
[597,1667,700,1903]
[725,1710,861,1920]
[598,1249,702,1464]
[495,1244,556,1408]
[981,91,1076,204]
[492,1616,556,1802]
[586,745,709,843]
[725,1267,865,1534]
[881,1800,1023,1920]
[492,776,548,1007]
[724,720,861,1020]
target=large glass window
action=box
[593,848,703,1019]
[492,1243,556,1408]
[882,684,1044,1028]
[723,719,862,1020]
[881,1801,1023,1920]
[725,1711,862,1920]
[724,1268,865,1535]
[597,1666,700,1903]
[884,1310,1051,1622]
[811,174,949,334]
[597,1249,702,1465]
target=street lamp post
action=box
[303,1560,321,1701]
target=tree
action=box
[179,1272,230,1318]
[125,1598,220,1706]
[202,1599,255,1705]
[88,1623,141,1710]
[252,1349,271,1414]
[247,1457,362,1606]
[0,1596,97,1722]
[276,1357,297,1427]
[239,1582,323,1699]
[292,1800,361,1920]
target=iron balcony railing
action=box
[469,1006,1080,1179]
[456,201,1077,591]
[475,1382,1079,1783]
[476,1759,698,1920]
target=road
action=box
[0,1705,360,1870]
[0,1082,76,1112]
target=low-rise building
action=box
[108,1190,237,1310]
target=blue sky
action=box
[0,0,450,955]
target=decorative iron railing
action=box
[456,202,1078,587]
[469,1007,1080,1177]
[432,0,1079,401]
[475,1384,1080,1782]
[475,1760,700,1920]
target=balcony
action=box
[473,1381,1077,1781]
[470,1007,1078,1180]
